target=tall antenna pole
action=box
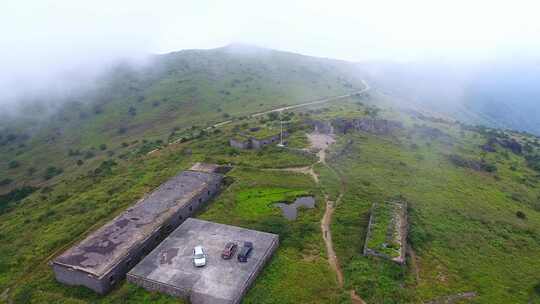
[280,120,283,146]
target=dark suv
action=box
[221,242,238,259]
[237,241,253,263]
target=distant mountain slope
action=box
[362,60,540,135]
[462,62,540,133]
[0,44,366,192]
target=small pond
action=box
[274,196,315,220]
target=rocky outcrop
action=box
[480,136,522,154]
[307,120,333,134]
[333,118,403,135]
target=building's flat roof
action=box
[53,170,222,278]
[190,162,221,173]
[128,218,279,304]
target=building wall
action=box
[52,175,223,294]
[52,264,107,294]
[127,273,191,299]
[229,138,250,149]
[230,237,279,304]
[127,228,279,304]
[230,133,289,150]
[251,133,287,150]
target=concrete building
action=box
[229,129,288,150]
[51,168,223,294]
[128,218,279,304]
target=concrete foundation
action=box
[127,218,279,304]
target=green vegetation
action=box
[314,99,540,303]
[199,168,342,303]
[0,118,339,303]
[365,202,401,258]
[0,45,364,195]
[1,46,540,304]
[234,187,309,219]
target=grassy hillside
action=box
[310,98,540,303]
[2,46,540,304]
[0,44,365,196]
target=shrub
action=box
[68,149,81,156]
[516,211,527,219]
[99,144,107,151]
[0,186,38,214]
[84,151,95,159]
[8,160,20,169]
[534,282,540,296]
[128,106,137,116]
[27,167,37,176]
[44,166,63,180]
[267,112,279,121]
[0,178,13,186]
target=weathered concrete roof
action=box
[190,162,221,173]
[53,170,222,278]
[128,218,279,304]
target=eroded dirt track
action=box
[306,131,367,304]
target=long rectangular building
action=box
[51,168,223,294]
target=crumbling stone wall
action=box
[363,201,408,265]
[333,118,403,135]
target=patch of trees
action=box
[84,151,96,159]
[43,166,63,180]
[27,167,37,176]
[136,139,165,155]
[364,106,380,118]
[68,149,81,157]
[0,186,38,214]
[267,112,279,121]
[128,106,137,116]
[448,154,497,173]
[0,178,13,186]
[525,154,540,172]
[0,132,30,147]
[90,160,117,177]
[93,105,104,115]
[8,160,20,169]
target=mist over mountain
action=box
[3,44,540,138]
[363,58,540,134]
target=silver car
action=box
[192,245,207,267]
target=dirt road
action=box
[321,194,343,286]
[252,80,370,118]
[306,131,366,304]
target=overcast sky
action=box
[1,0,540,103]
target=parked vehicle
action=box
[237,241,253,263]
[221,242,238,260]
[192,245,207,267]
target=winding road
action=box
[174,80,369,144]
[252,80,370,118]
